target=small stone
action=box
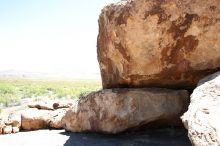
[3,125,12,134]
[28,101,54,110]
[6,113,21,128]
[53,101,74,109]
[12,127,19,133]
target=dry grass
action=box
[0,78,101,108]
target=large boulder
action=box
[62,88,189,134]
[181,72,220,146]
[98,0,220,89]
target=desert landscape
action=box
[0,0,220,146]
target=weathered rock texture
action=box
[21,108,68,130]
[98,0,220,89]
[182,72,220,146]
[6,113,21,128]
[3,126,12,134]
[48,109,67,129]
[0,99,74,134]
[0,118,5,134]
[21,109,51,130]
[28,100,73,110]
[0,113,21,134]
[62,88,189,134]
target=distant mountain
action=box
[0,70,101,80]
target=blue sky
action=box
[0,0,118,77]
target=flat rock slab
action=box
[62,88,189,133]
[0,127,191,146]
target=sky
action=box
[0,0,119,77]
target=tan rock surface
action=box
[21,108,68,130]
[28,99,75,110]
[28,101,54,110]
[5,113,21,128]
[0,99,75,134]
[62,88,189,134]
[182,72,220,146]
[53,101,73,110]
[21,109,50,130]
[0,126,2,134]
[3,125,12,134]
[0,118,5,134]
[12,127,19,133]
[98,0,220,89]
[48,109,67,129]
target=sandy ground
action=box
[0,127,191,146]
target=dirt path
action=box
[0,127,191,146]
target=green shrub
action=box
[0,78,101,107]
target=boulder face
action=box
[21,109,50,130]
[62,88,189,134]
[21,108,68,130]
[6,113,21,128]
[98,0,220,89]
[181,72,220,146]
[0,118,5,134]
[3,126,12,134]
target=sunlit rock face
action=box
[21,109,67,130]
[0,100,75,134]
[182,72,220,146]
[62,88,189,134]
[97,0,220,89]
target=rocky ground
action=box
[0,98,192,146]
[0,99,76,134]
[0,127,191,146]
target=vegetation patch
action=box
[0,78,101,108]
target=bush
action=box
[0,78,101,107]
